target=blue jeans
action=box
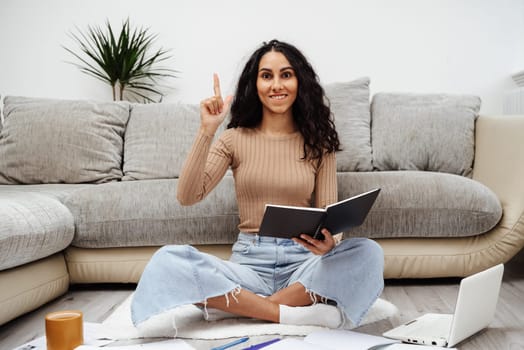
[131,233,384,327]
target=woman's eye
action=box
[282,71,293,79]
[261,73,271,80]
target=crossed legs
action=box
[203,282,320,323]
[132,238,382,327]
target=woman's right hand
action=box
[199,73,233,136]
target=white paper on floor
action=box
[100,293,398,340]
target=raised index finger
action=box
[213,73,222,97]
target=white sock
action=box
[279,304,343,328]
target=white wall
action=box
[1,0,523,114]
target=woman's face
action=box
[256,51,298,118]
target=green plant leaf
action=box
[64,18,177,103]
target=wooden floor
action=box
[2,251,523,350]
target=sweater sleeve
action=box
[176,129,233,205]
[314,151,338,209]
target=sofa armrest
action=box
[472,115,524,262]
[473,115,524,222]
[379,115,524,279]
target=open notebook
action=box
[259,188,380,239]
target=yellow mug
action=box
[45,310,84,350]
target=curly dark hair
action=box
[228,39,340,160]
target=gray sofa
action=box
[1,78,523,326]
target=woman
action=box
[131,40,384,329]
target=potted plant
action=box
[64,18,177,103]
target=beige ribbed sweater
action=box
[177,127,337,233]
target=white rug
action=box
[101,293,397,340]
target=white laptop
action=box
[383,264,504,347]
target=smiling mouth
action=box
[269,94,287,100]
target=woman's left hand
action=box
[292,228,336,255]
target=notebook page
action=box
[263,338,329,349]
[304,330,398,350]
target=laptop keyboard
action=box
[403,315,452,339]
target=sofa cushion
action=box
[325,77,373,172]
[0,192,74,270]
[63,178,239,248]
[371,93,481,177]
[0,183,93,202]
[0,96,130,184]
[337,171,502,238]
[122,103,201,180]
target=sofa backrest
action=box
[320,80,482,177]
[325,77,373,172]
[122,102,203,181]
[370,93,481,177]
[0,96,130,184]
[121,77,375,180]
[0,85,482,184]
[0,95,3,131]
